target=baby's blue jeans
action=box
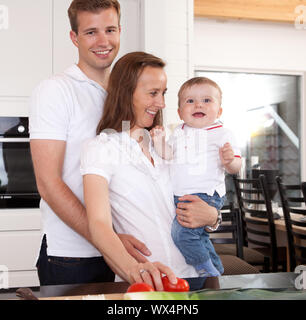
[172,192,225,275]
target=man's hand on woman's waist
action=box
[118,234,152,263]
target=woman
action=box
[81,52,220,291]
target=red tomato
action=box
[126,283,155,293]
[162,276,190,292]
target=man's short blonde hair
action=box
[68,0,121,34]
[178,77,222,107]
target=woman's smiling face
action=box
[132,66,167,132]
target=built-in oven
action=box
[0,116,40,208]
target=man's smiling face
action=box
[70,8,121,74]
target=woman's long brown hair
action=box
[97,51,165,135]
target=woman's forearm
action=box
[89,220,138,282]
[84,174,139,282]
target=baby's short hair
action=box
[178,77,222,107]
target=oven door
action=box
[0,137,40,208]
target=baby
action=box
[151,77,242,277]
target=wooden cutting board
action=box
[39,293,125,300]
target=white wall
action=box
[141,0,193,129]
[194,18,306,72]
[194,18,306,180]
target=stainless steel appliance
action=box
[0,116,40,208]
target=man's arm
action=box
[174,194,218,229]
[31,139,92,241]
[30,139,151,259]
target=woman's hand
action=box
[175,194,218,228]
[150,125,166,144]
[129,261,177,291]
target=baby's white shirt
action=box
[168,122,241,197]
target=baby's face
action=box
[178,83,222,128]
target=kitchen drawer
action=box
[7,270,39,289]
[0,231,42,271]
[0,209,41,231]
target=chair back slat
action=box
[284,185,302,191]
[243,208,270,222]
[288,197,304,203]
[246,227,270,238]
[291,220,306,228]
[290,208,306,215]
[247,238,270,248]
[240,197,265,205]
[239,189,262,195]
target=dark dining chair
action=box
[211,202,270,272]
[210,203,243,258]
[276,176,306,271]
[233,174,287,272]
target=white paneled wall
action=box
[141,0,194,129]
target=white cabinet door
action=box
[8,270,39,288]
[0,230,41,271]
[0,0,53,97]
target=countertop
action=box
[0,272,298,300]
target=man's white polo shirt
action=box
[169,123,241,197]
[29,64,105,257]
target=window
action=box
[195,70,301,187]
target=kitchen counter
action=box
[0,272,299,300]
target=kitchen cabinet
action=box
[0,0,53,97]
[0,209,41,288]
[0,0,142,97]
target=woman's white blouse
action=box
[80,131,198,278]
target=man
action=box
[29,0,151,286]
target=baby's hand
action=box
[150,126,166,144]
[219,142,235,166]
